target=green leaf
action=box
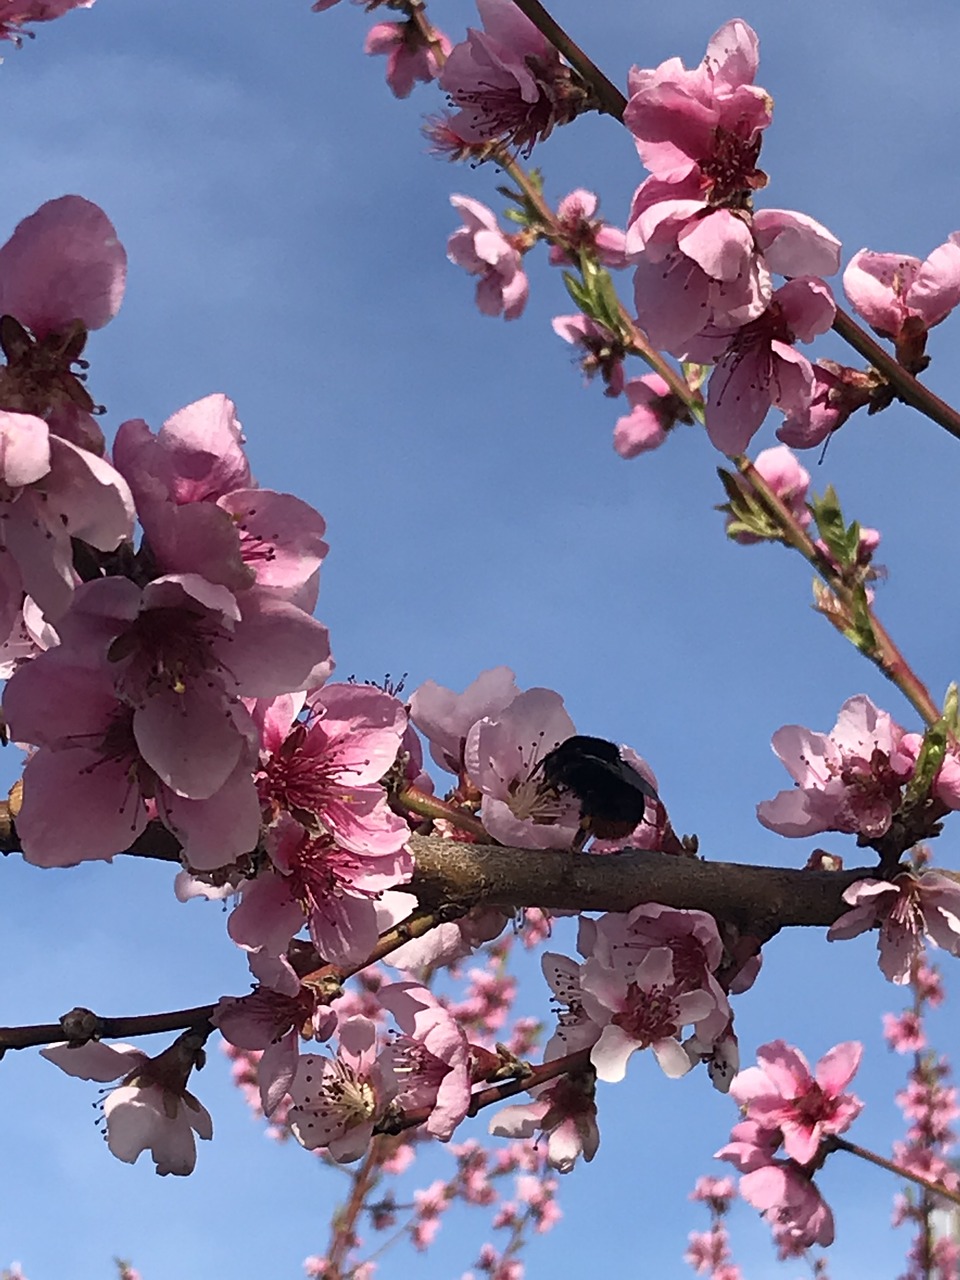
[811,486,863,567]
[905,719,948,805]
[943,682,959,734]
[562,271,591,313]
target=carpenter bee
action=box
[538,734,659,844]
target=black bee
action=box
[538,734,659,844]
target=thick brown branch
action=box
[4,811,872,931]
[408,836,872,930]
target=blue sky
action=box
[3,0,960,1276]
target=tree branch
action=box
[409,836,872,929]
[2,808,873,930]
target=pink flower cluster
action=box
[623,20,841,455]
[718,1040,863,1256]
[684,1176,742,1280]
[887,962,960,1279]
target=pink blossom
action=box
[464,687,580,848]
[411,1179,449,1249]
[42,1032,211,1176]
[489,1071,598,1173]
[378,981,472,1140]
[777,360,876,449]
[447,196,529,321]
[0,195,124,337]
[213,953,337,1117]
[730,1039,863,1164]
[625,21,770,187]
[114,396,328,602]
[613,374,685,457]
[583,903,729,1050]
[287,1017,396,1162]
[0,411,133,640]
[896,1063,959,1145]
[4,659,261,868]
[883,1010,926,1054]
[624,21,839,365]
[843,237,960,343]
[728,444,810,544]
[757,694,914,839]
[684,1226,732,1276]
[409,665,519,774]
[548,190,627,269]
[256,682,410,854]
[916,961,945,1005]
[827,871,960,983]
[50,573,328,796]
[515,1172,561,1233]
[439,0,584,154]
[364,21,451,99]
[580,946,716,1081]
[689,1175,736,1210]
[892,1141,960,1196]
[539,951,602,1058]
[228,813,411,965]
[690,277,837,455]
[631,246,771,356]
[741,1162,835,1256]
[552,314,626,399]
[716,1120,834,1255]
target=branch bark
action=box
[409,835,870,930]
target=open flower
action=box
[464,687,580,848]
[378,981,472,1140]
[828,871,960,983]
[288,1017,396,1162]
[447,196,529,321]
[439,0,586,153]
[691,277,837,455]
[757,694,914,840]
[730,1039,863,1165]
[409,665,519,774]
[228,813,411,965]
[580,946,716,1082]
[490,1070,599,1173]
[364,21,451,99]
[4,658,261,868]
[42,1031,211,1176]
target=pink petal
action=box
[814,1040,862,1093]
[0,196,126,337]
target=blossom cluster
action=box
[718,1040,863,1256]
[886,961,960,1279]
